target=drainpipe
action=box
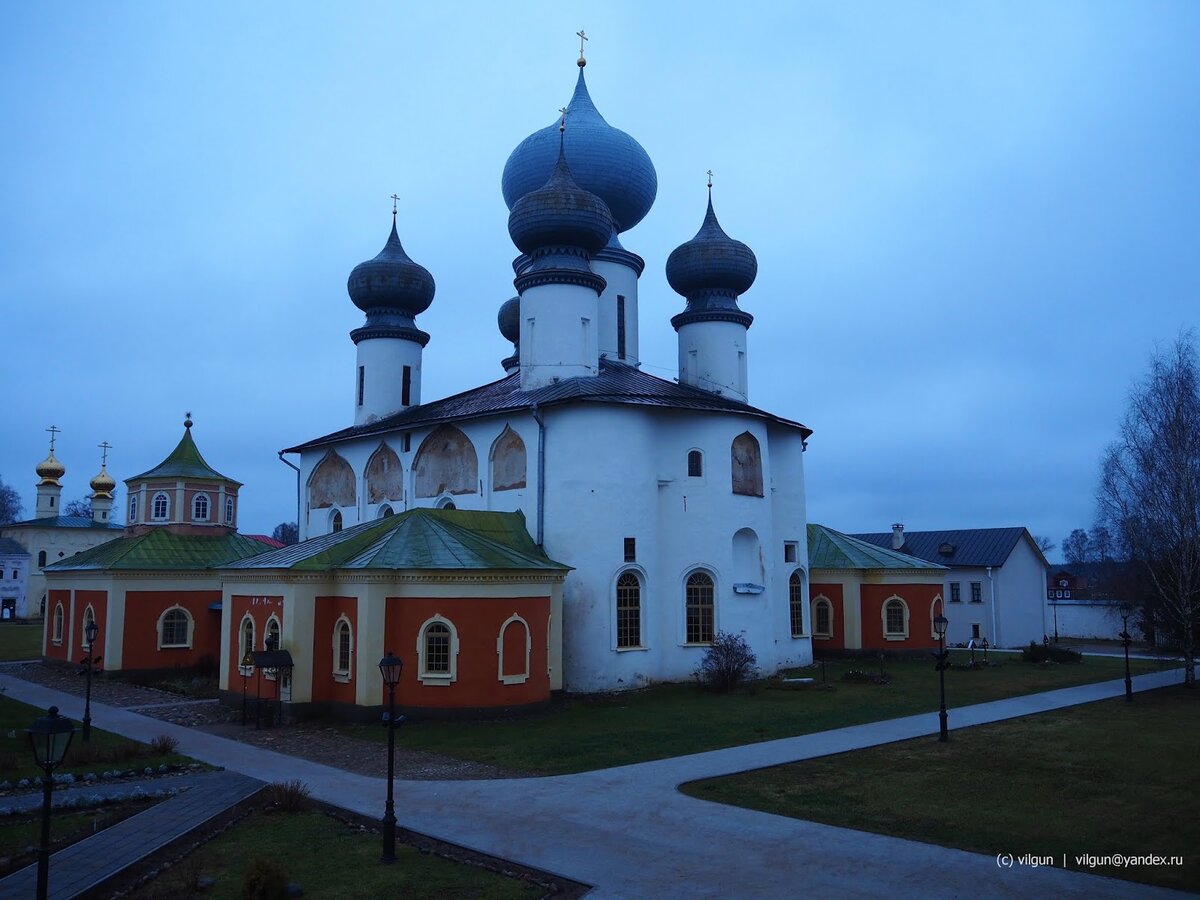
[987,566,998,645]
[530,403,546,547]
[277,451,300,540]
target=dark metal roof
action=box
[0,537,30,556]
[849,527,1033,569]
[2,516,123,531]
[286,359,811,453]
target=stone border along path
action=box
[0,667,1191,899]
[0,770,262,899]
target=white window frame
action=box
[949,581,962,603]
[882,595,910,641]
[416,614,459,685]
[225,496,235,525]
[129,494,138,523]
[812,595,833,639]
[239,615,255,670]
[496,614,531,684]
[970,581,983,603]
[157,605,194,649]
[80,604,97,650]
[151,492,170,521]
[683,569,716,646]
[788,570,806,637]
[686,448,704,479]
[332,615,353,682]
[614,568,646,650]
[929,594,944,640]
[192,492,210,522]
[263,614,282,680]
[52,602,64,644]
[330,508,343,532]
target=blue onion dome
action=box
[507,146,614,256]
[498,296,520,344]
[502,69,657,233]
[666,197,758,300]
[347,217,435,317]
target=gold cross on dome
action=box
[98,441,112,467]
[559,107,569,131]
[46,424,60,452]
[390,194,400,216]
[707,169,714,189]
[577,29,588,63]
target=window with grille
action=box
[970,582,982,603]
[265,618,280,650]
[814,599,832,636]
[616,572,641,648]
[225,497,234,524]
[687,450,703,477]
[161,608,190,647]
[152,492,170,520]
[685,571,715,644]
[789,571,805,637]
[82,607,96,646]
[424,622,451,673]
[335,620,352,674]
[53,604,63,642]
[885,599,907,636]
[129,495,138,523]
[623,537,636,562]
[950,582,961,602]
[331,510,343,532]
[241,617,254,661]
[193,493,209,521]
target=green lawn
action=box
[684,686,1200,893]
[0,696,193,782]
[0,800,158,872]
[0,623,43,661]
[347,651,1174,775]
[130,810,543,899]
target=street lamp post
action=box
[27,706,76,900]
[239,651,254,726]
[378,650,403,864]
[933,614,950,742]
[82,618,99,742]
[1119,602,1134,702]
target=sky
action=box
[1,2,1197,560]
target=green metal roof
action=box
[226,508,569,573]
[126,425,241,486]
[45,529,274,572]
[808,524,947,571]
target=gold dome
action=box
[90,465,116,498]
[36,450,65,486]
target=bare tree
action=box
[1062,529,1091,566]
[64,497,92,519]
[1033,534,1055,556]
[271,522,299,545]
[0,475,21,525]
[1098,334,1200,688]
[1089,525,1113,562]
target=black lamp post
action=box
[933,614,950,742]
[27,706,76,900]
[82,618,99,742]
[239,651,254,726]
[1119,602,1134,702]
[378,650,403,864]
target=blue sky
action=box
[1,2,1197,559]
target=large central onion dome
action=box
[347,218,435,317]
[666,196,758,301]
[502,69,656,234]
[508,146,614,256]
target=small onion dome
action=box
[89,465,116,498]
[36,450,65,485]
[498,296,520,344]
[502,69,657,233]
[666,197,758,300]
[346,218,435,317]
[507,147,614,256]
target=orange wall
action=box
[385,596,551,708]
[122,590,221,670]
[810,583,845,650]
[860,584,942,650]
[45,589,72,661]
[312,596,357,706]
[228,595,284,700]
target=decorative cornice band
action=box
[593,246,646,276]
[350,325,431,347]
[514,268,607,295]
[671,308,754,331]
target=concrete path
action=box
[0,770,261,899]
[0,668,1190,899]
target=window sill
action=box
[51,639,63,646]
[615,645,649,653]
[884,633,909,642]
[333,672,352,684]
[813,633,832,641]
[682,641,713,648]
[500,673,529,685]
[158,643,191,650]
[418,673,454,686]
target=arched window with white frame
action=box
[263,614,282,680]
[687,449,703,478]
[333,616,353,680]
[52,603,64,643]
[129,495,138,523]
[81,604,97,649]
[224,496,235,525]
[416,615,459,685]
[929,594,944,639]
[193,492,210,522]
[330,509,343,532]
[616,570,642,649]
[496,614,531,684]
[789,570,806,637]
[152,492,170,521]
[158,606,193,649]
[883,596,910,640]
[239,615,255,665]
[685,570,715,645]
[812,596,833,639]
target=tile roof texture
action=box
[808,524,946,571]
[2,516,123,531]
[45,530,275,572]
[226,508,567,573]
[849,527,1034,569]
[285,360,811,453]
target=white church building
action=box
[283,56,815,694]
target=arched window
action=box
[129,495,138,523]
[436,498,456,510]
[813,597,833,638]
[52,603,64,643]
[333,617,353,678]
[82,605,97,648]
[378,504,393,519]
[240,616,255,663]
[731,432,763,496]
[616,572,642,649]
[930,595,944,639]
[158,606,192,649]
[38,550,47,569]
[331,510,343,532]
[687,449,703,478]
[685,571,715,645]
[416,615,459,684]
[265,616,281,650]
[883,596,910,640]
[193,492,210,521]
[789,571,806,637]
[497,614,531,684]
[225,496,235,524]
[152,492,170,520]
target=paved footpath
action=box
[0,668,1190,899]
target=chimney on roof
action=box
[891,523,904,550]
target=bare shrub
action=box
[694,631,758,692]
[150,734,179,756]
[265,779,311,813]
